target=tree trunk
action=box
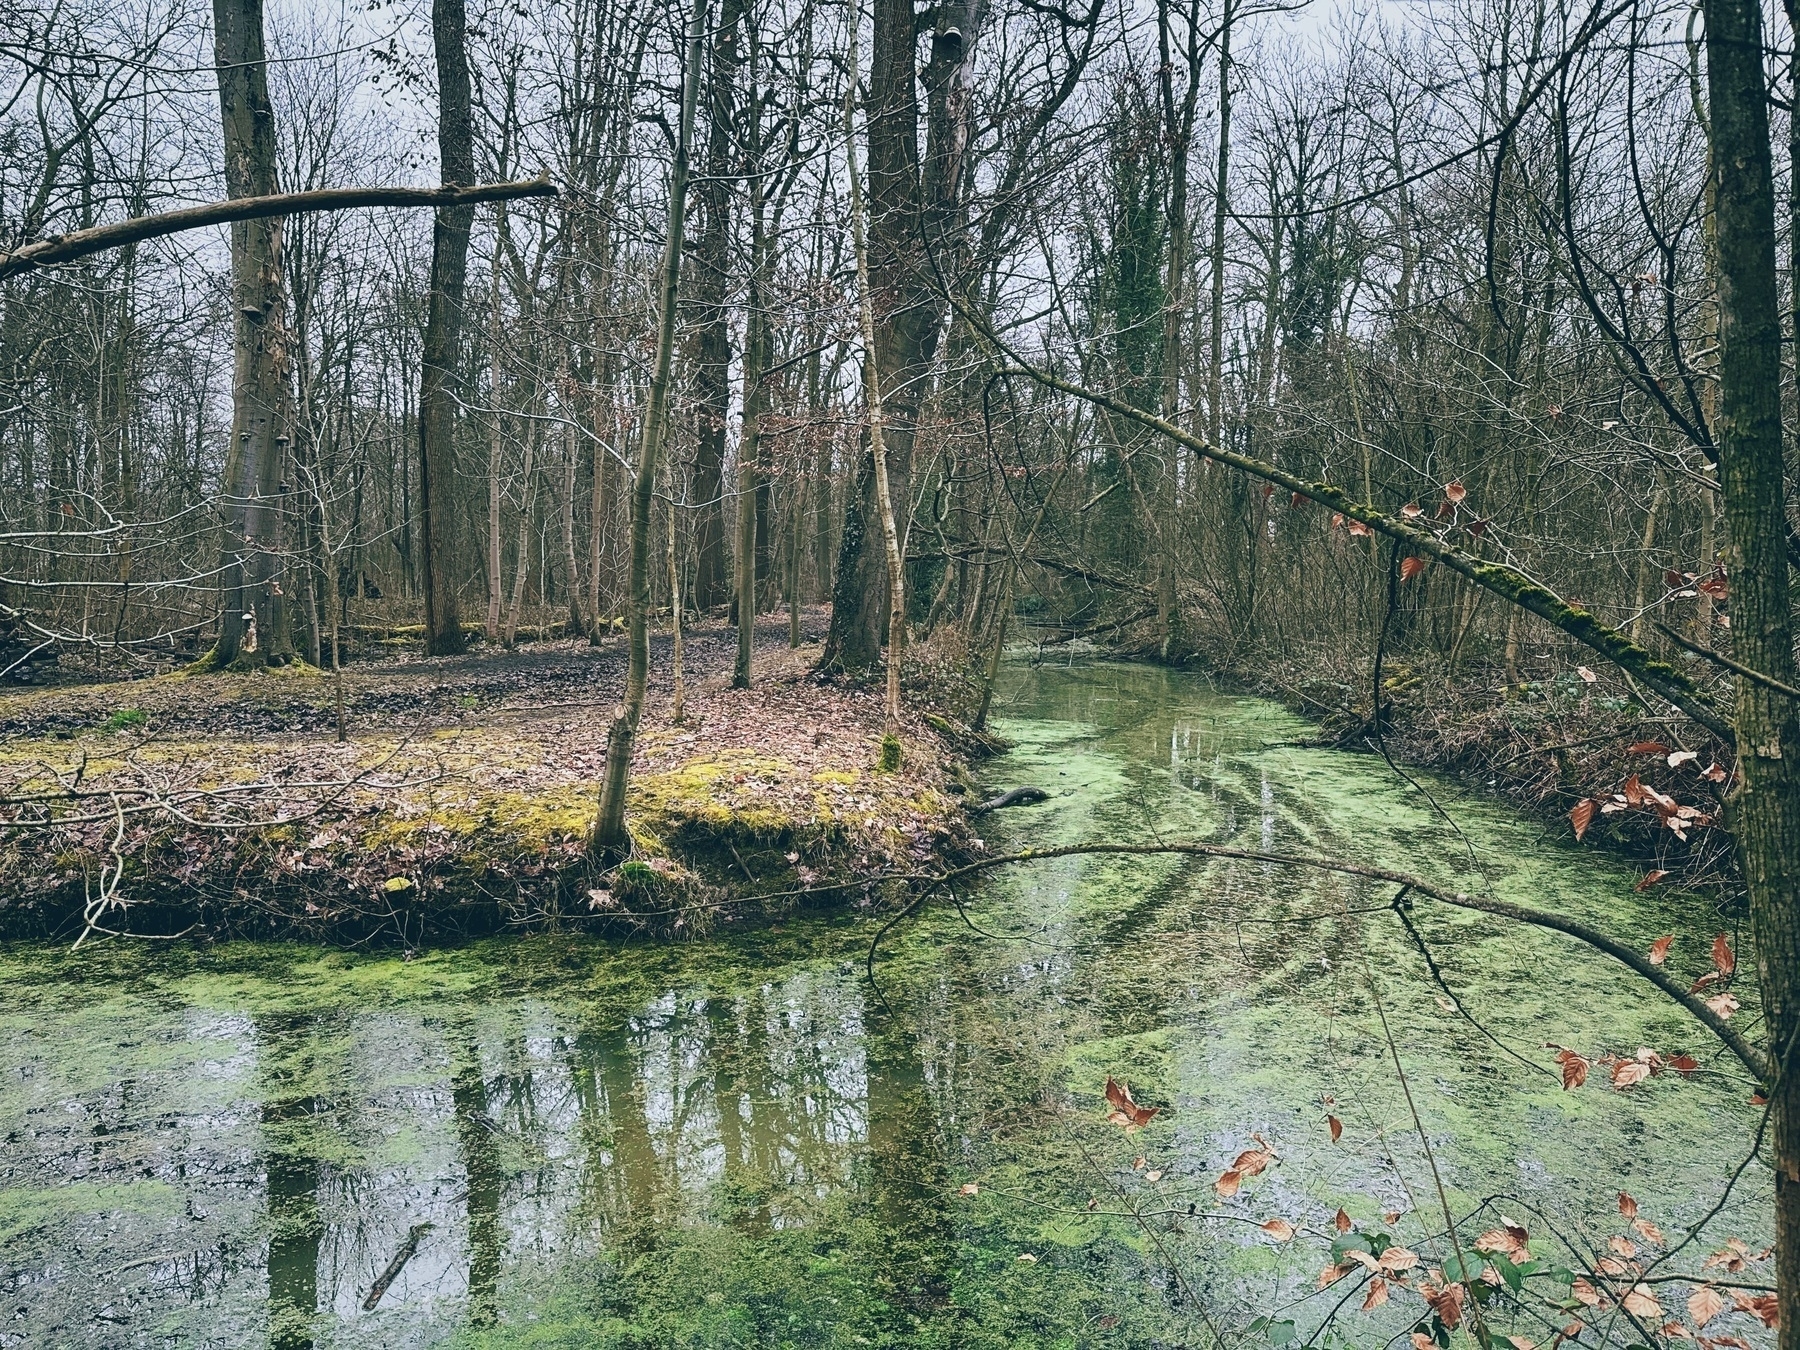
[687,0,743,612]
[204,0,294,670]
[590,0,705,856]
[845,50,906,731]
[820,0,959,674]
[418,0,475,657]
[1702,1,1800,1341]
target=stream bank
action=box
[0,614,984,944]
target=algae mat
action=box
[0,661,1764,1348]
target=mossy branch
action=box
[958,308,1733,745]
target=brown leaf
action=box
[1571,798,1598,842]
[1411,1335,1436,1350]
[1425,1278,1466,1329]
[958,1182,979,1196]
[1261,1218,1296,1242]
[1732,1293,1779,1328]
[1630,741,1671,755]
[1705,992,1740,1020]
[1383,1210,1402,1225]
[1144,1169,1163,1183]
[1445,481,1467,503]
[1632,1217,1667,1246]
[1612,1060,1651,1089]
[1640,874,1672,896]
[1232,1147,1274,1178]
[1554,1048,1590,1089]
[1507,1338,1536,1350]
[1214,1169,1241,1198]
[1379,1246,1420,1274]
[1712,934,1736,976]
[1571,1277,1603,1307]
[1689,1286,1726,1329]
[1618,1191,1639,1218]
[1623,1285,1665,1320]
[1327,1114,1343,1142]
[1609,1235,1639,1258]
[1670,1053,1701,1075]
[1318,1262,1353,1288]
[1335,1207,1353,1233]
[1104,1076,1161,1131]
[1400,555,1427,581]
[1362,1277,1390,1311]
[1401,502,1423,518]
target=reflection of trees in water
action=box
[256,1016,325,1350]
[864,1011,950,1316]
[450,1039,505,1327]
[562,976,871,1238]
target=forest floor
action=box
[0,609,986,945]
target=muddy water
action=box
[0,661,1765,1348]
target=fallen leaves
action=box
[958,1182,979,1196]
[1327,1114,1343,1143]
[1623,1285,1664,1319]
[1104,1076,1160,1132]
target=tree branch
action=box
[924,841,1769,1080]
[954,302,1736,745]
[0,177,558,281]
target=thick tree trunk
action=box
[205,0,294,670]
[820,0,961,673]
[590,0,705,856]
[418,0,475,657]
[1702,0,1800,1340]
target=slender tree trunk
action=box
[1702,1,1800,1341]
[503,416,539,646]
[485,220,505,643]
[418,0,475,656]
[590,0,705,855]
[1207,0,1232,451]
[687,0,744,611]
[559,419,590,636]
[845,57,905,731]
[668,496,685,723]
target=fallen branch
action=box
[955,302,1734,745]
[0,178,557,281]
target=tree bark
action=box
[820,0,965,673]
[1702,0,1800,1340]
[204,0,294,670]
[687,0,744,612]
[418,0,476,657]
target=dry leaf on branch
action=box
[1688,1286,1726,1328]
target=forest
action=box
[0,0,1797,1342]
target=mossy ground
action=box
[0,617,981,942]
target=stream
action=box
[0,660,1766,1348]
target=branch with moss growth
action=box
[955,305,1733,745]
